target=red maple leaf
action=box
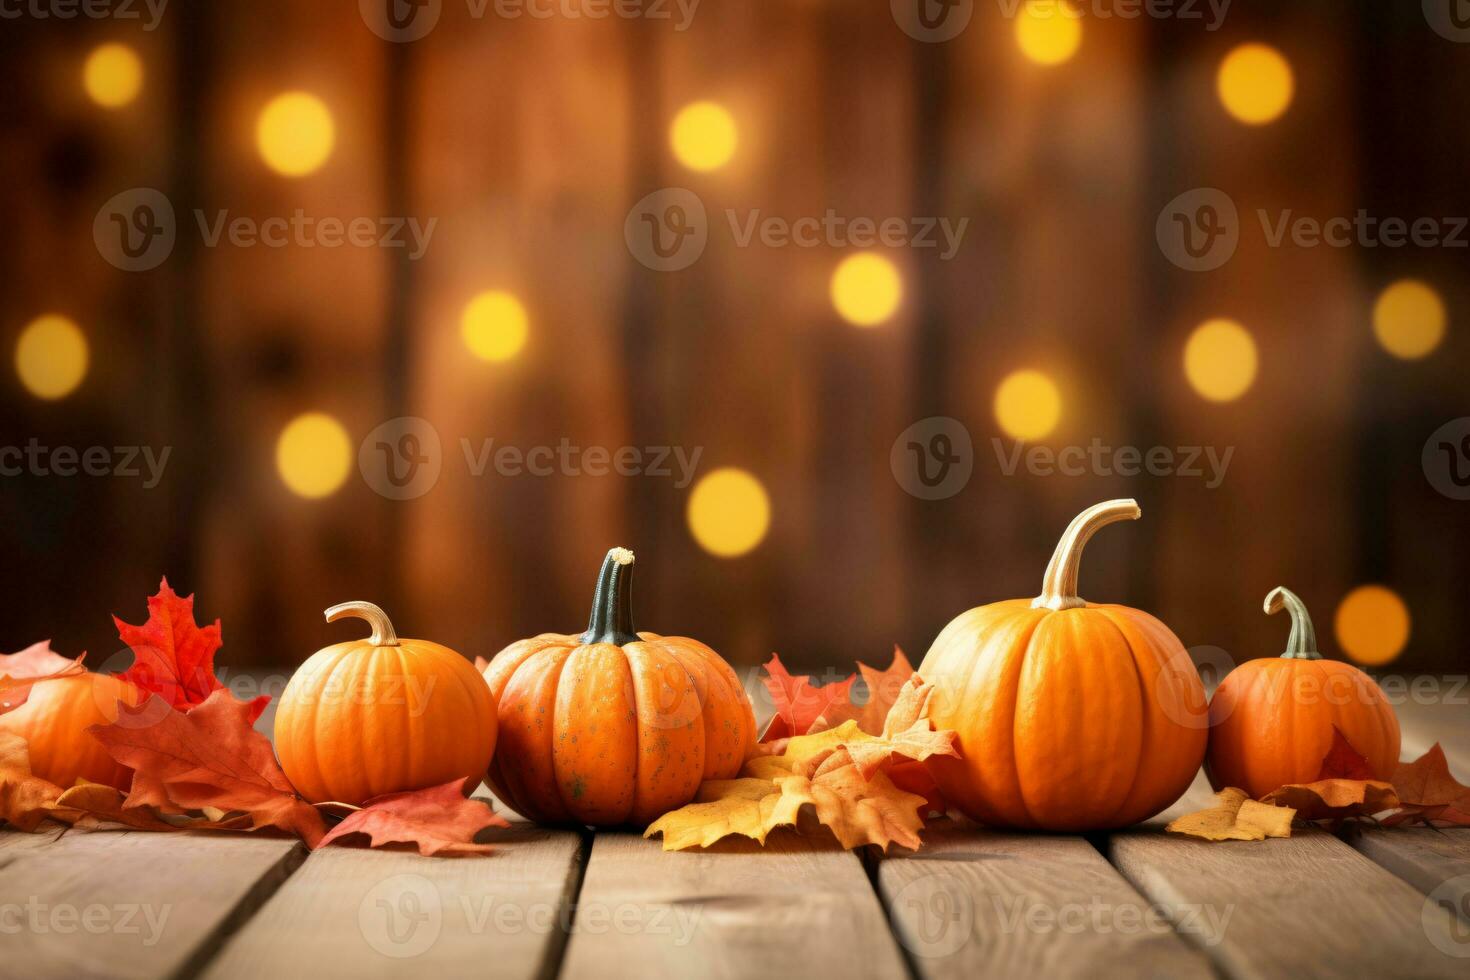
[88,689,323,845]
[760,653,856,741]
[114,579,266,722]
[317,777,510,856]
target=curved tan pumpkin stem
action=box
[1031,499,1141,611]
[324,601,400,647]
[1263,586,1322,661]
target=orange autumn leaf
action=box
[1258,728,1399,821]
[792,765,926,852]
[88,689,325,845]
[1383,744,1470,827]
[644,777,807,850]
[45,780,180,832]
[0,733,64,831]
[317,777,510,856]
[0,642,87,716]
[114,579,268,722]
[822,675,958,779]
[760,653,857,741]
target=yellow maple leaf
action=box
[798,765,926,851]
[644,778,808,851]
[1167,788,1294,842]
[0,733,64,832]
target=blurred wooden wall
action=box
[0,0,1465,685]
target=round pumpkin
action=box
[483,548,757,828]
[0,672,143,790]
[1206,586,1400,799]
[919,499,1208,831]
[275,601,498,806]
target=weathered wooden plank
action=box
[0,830,303,980]
[202,823,585,980]
[560,830,909,980]
[876,825,1213,978]
[1108,808,1467,977]
[1348,828,1470,924]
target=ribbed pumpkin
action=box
[483,548,756,828]
[275,602,498,806]
[919,499,1208,831]
[0,672,142,790]
[1206,586,1401,799]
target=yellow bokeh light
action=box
[687,468,771,558]
[1335,585,1411,666]
[1184,319,1258,402]
[276,413,352,499]
[15,315,88,401]
[669,102,738,173]
[994,370,1062,441]
[256,92,335,177]
[830,253,903,327]
[1015,0,1083,66]
[1217,43,1294,125]
[1373,279,1446,360]
[461,291,529,363]
[83,43,144,108]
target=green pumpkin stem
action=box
[1264,587,1322,660]
[1032,499,1142,612]
[581,548,638,646]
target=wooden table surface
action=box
[3,691,1468,980]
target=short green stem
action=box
[581,548,638,646]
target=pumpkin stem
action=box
[1264,587,1322,660]
[1031,499,1142,612]
[581,548,638,646]
[324,601,400,647]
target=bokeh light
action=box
[994,370,1062,441]
[15,315,88,401]
[276,413,352,499]
[1373,279,1446,359]
[83,43,143,108]
[1015,0,1083,67]
[256,93,336,177]
[1335,585,1411,666]
[461,291,529,363]
[1184,319,1258,402]
[830,253,903,327]
[669,102,738,172]
[1217,43,1294,125]
[687,468,771,558]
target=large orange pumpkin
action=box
[483,548,756,828]
[1206,586,1400,799]
[0,672,143,790]
[275,601,498,806]
[919,499,1208,831]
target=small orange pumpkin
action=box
[1206,586,1400,799]
[0,672,142,790]
[275,602,498,806]
[919,499,1208,831]
[483,548,756,828]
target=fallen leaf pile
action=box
[646,651,959,852]
[1170,726,1470,842]
[0,579,510,857]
